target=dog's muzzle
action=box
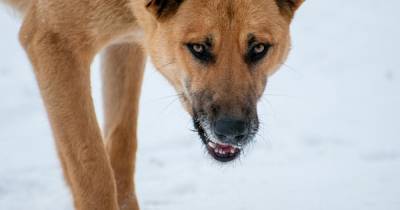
[193,113,259,162]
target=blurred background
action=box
[1,1,399,210]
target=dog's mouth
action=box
[205,139,241,162]
[193,116,243,162]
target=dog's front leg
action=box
[19,22,119,210]
[102,43,146,210]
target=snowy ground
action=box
[1,1,400,210]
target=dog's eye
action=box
[246,43,271,64]
[187,43,214,64]
[253,44,266,54]
[192,44,204,53]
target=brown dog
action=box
[1,0,303,209]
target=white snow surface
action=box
[1,1,400,210]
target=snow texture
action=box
[1,1,399,210]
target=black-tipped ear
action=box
[275,0,304,21]
[146,0,184,20]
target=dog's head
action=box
[140,0,303,162]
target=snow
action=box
[1,1,400,210]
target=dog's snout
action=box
[214,117,248,144]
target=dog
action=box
[1,0,303,209]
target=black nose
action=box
[214,117,248,144]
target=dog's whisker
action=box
[151,93,184,101]
[159,60,176,69]
[263,93,291,97]
[159,96,180,113]
[279,62,303,76]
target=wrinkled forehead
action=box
[172,0,288,43]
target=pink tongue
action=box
[217,144,234,152]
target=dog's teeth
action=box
[230,148,235,154]
[208,142,216,148]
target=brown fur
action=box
[1,0,303,209]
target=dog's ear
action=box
[146,0,184,20]
[275,0,304,21]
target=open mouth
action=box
[206,140,241,162]
[194,117,242,162]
